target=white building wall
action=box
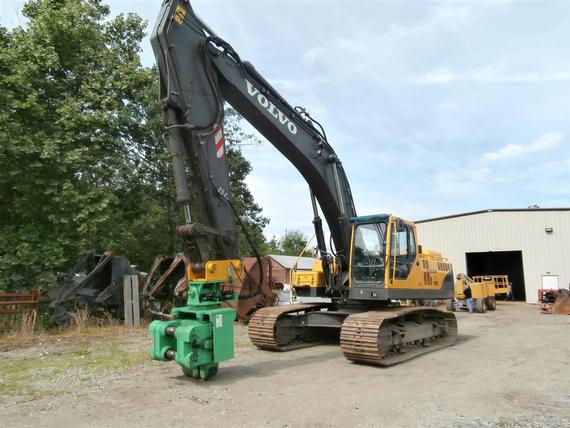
[416,210,570,303]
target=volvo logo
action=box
[245,79,297,135]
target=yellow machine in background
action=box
[473,275,510,296]
[291,258,327,297]
[288,235,329,299]
[449,274,496,313]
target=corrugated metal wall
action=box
[416,210,570,303]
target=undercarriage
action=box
[249,302,457,365]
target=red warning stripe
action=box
[214,124,224,158]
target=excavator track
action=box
[248,303,328,351]
[340,307,457,366]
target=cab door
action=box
[386,218,418,288]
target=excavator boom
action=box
[152,1,355,291]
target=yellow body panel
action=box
[471,282,495,299]
[291,270,323,288]
[473,275,510,295]
[455,276,495,299]
[384,216,452,291]
[291,259,336,289]
[187,259,243,283]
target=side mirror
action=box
[396,219,405,231]
[418,245,422,254]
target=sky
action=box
[3,0,570,240]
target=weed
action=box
[69,308,91,331]
[17,309,38,337]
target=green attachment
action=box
[149,280,237,381]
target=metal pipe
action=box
[331,161,345,216]
[310,189,334,296]
[165,108,193,224]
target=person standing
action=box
[505,283,514,301]
[464,283,474,313]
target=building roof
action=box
[416,208,570,224]
[268,254,315,270]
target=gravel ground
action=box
[1,302,569,427]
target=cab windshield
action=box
[351,223,387,283]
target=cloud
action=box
[415,65,570,84]
[542,157,570,170]
[484,132,563,162]
[432,167,494,196]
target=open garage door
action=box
[466,251,526,301]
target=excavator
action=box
[148,0,457,380]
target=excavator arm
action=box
[152,0,356,294]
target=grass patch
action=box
[0,338,150,399]
[0,323,148,352]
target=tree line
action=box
[0,0,311,291]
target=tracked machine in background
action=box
[148,0,457,379]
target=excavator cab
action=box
[349,215,452,301]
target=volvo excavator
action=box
[149,0,457,380]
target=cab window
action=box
[351,223,387,283]
[389,222,417,280]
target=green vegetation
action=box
[0,338,149,398]
[0,0,268,292]
[266,230,314,256]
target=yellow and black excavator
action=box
[149,0,457,379]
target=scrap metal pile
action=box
[141,254,188,321]
[49,251,138,325]
[540,288,570,314]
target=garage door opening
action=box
[465,251,526,301]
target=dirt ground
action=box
[1,302,569,427]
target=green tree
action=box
[265,236,283,255]
[0,0,154,290]
[281,230,311,256]
[0,0,271,291]
[265,230,312,257]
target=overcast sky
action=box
[3,1,570,239]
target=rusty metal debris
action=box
[49,251,138,325]
[233,256,283,321]
[142,254,188,320]
[0,289,41,333]
[540,288,570,315]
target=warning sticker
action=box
[215,314,223,328]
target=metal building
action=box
[415,208,570,303]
